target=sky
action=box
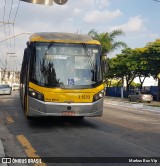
[0,0,159,85]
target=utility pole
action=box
[10,55,17,85]
[5,53,17,85]
[0,33,31,83]
[0,21,13,28]
[0,21,13,24]
[1,53,16,84]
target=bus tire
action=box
[76,116,84,120]
[24,95,29,118]
[26,116,34,120]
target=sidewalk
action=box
[0,114,27,166]
[104,96,160,113]
[0,140,7,166]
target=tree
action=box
[130,81,141,87]
[88,29,127,84]
[133,48,151,90]
[145,39,160,78]
[144,39,160,100]
[88,29,127,55]
[108,48,138,91]
[106,47,152,91]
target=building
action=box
[0,69,20,86]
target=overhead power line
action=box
[0,32,31,43]
[3,0,9,50]
[13,0,21,53]
[8,0,14,52]
[0,22,13,28]
[0,0,21,70]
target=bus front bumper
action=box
[27,97,103,117]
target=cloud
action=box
[1,0,159,70]
[110,16,146,32]
[94,0,110,10]
[148,33,160,39]
[73,8,82,15]
[84,9,123,23]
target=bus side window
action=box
[20,48,31,83]
[22,48,31,68]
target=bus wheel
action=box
[76,116,84,120]
[26,116,34,120]
[24,95,29,118]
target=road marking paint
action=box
[5,112,14,124]
[17,135,46,166]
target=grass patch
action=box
[146,104,160,107]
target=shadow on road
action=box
[27,116,98,129]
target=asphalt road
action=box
[0,91,160,166]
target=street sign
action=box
[20,0,53,6]
[54,0,68,5]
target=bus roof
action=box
[29,32,101,45]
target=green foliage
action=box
[144,39,160,78]
[88,29,127,55]
[107,79,122,87]
[88,29,160,91]
[130,81,141,87]
[106,47,152,90]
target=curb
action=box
[104,99,160,113]
[0,139,7,166]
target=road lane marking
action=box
[5,112,14,124]
[17,135,46,166]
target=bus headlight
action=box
[29,88,44,101]
[93,90,104,102]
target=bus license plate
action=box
[62,112,75,116]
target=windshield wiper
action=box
[82,43,96,81]
[57,79,65,89]
[48,42,54,49]
[82,43,94,70]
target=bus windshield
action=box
[30,42,102,89]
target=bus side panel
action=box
[20,48,31,112]
[27,96,46,116]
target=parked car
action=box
[0,84,12,95]
[128,91,153,103]
[12,84,19,91]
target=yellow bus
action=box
[20,32,105,119]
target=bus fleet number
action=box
[78,95,90,99]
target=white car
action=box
[12,84,19,91]
[0,84,12,95]
[128,91,153,103]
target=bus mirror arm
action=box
[102,55,108,74]
[26,41,32,49]
[26,41,29,46]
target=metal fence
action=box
[105,86,158,100]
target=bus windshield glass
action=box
[30,43,102,88]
